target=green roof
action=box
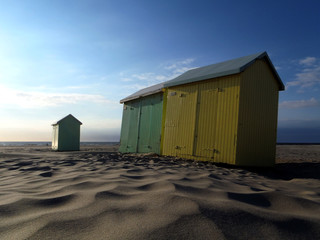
[52,114,82,126]
[120,51,284,103]
[120,83,164,103]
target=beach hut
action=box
[120,52,284,166]
[52,114,82,151]
[119,83,165,154]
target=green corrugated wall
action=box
[56,117,81,151]
[119,92,163,154]
[119,100,140,153]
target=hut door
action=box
[137,97,152,153]
[193,83,219,160]
[121,101,140,152]
[163,86,197,157]
[137,93,162,154]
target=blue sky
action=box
[0,0,319,142]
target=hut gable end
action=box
[164,52,284,91]
[53,114,82,126]
[236,60,280,166]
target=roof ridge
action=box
[120,51,284,103]
[52,114,82,125]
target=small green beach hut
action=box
[52,114,82,151]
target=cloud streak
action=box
[287,57,320,90]
[121,58,196,91]
[299,57,316,66]
[0,85,115,109]
[279,97,319,109]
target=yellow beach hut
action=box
[162,52,284,166]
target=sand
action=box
[0,144,319,240]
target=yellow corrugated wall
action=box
[162,84,198,158]
[236,59,279,166]
[213,76,240,164]
[162,75,241,163]
[193,80,220,160]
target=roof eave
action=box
[163,69,241,88]
[263,54,285,91]
[120,88,163,103]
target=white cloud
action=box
[274,65,281,70]
[277,119,320,128]
[131,73,169,83]
[299,57,316,66]
[279,97,319,109]
[164,58,196,76]
[120,77,133,82]
[0,85,116,109]
[123,73,167,92]
[121,57,197,91]
[165,58,195,70]
[287,57,320,90]
[122,83,151,91]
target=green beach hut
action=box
[52,114,82,151]
[119,83,165,154]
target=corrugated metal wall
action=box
[56,117,81,151]
[119,93,163,154]
[212,76,240,164]
[162,75,241,163]
[162,85,198,157]
[119,100,140,153]
[236,59,279,166]
[193,81,219,160]
[137,93,163,154]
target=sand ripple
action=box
[0,148,319,239]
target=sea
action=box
[0,142,119,147]
[0,142,318,147]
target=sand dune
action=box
[0,145,319,239]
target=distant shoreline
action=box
[0,141,120,147]
[277,142,320,145]
[0,141,319,147]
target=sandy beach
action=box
[0,144,319,240]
